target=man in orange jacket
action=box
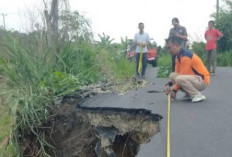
[165,36,210,103]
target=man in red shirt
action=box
[205,20,223,75]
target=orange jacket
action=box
[173,49,210,91]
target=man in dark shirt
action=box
[169,18,188,72]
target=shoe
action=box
[136,74,141,78]
[210,72,216,76]
[177,93,191,101]
[141,75,145,79]
[192,94,206,103]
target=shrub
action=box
[157,55,172,78]
[217,50,232,66]
[191,41,206,63]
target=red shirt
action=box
[205,28,223,50]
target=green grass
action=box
[157,55,171,66]
[0,33,99,156]
[157,55,172,78]
[217,50,232,66]
[191,41,206,63]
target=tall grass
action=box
[191,41,206,63]
[217,50,232,66]
[0,101,17,156]
[57,41,101,85]
[0,31,100,156]
[96,48,135,92]
[0,33,62,156]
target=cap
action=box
[172,18,179,24]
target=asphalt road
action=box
[84,67,232,157]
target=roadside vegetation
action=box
[0,3,134,155]
[0,29,135,156]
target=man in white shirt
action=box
[133,22,150,78]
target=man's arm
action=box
[175,27,187,40]
[146,33,150,45]
[131,42,138,48]
[165,82,176,99]
[169,28,174,37]
[204,31,207,41]
[216,29,223,40]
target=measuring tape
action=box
[138,44,145,74]
[167,94,171,157]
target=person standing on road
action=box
[204,20,223,75]
[165,36,210,103]
[133,22,150,78]
[169,18,188,72]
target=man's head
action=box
[172,18,179,27]
[166,36,182,55]
[138,22,144,33]
[208,20,214,29]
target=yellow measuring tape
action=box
[138,44,145,74]
[167,94,171,157]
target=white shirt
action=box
[134,32,149,53]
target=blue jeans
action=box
[136,53,147,76]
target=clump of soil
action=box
[21,96,98,157]
[50,97,97,157]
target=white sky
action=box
[0,0,218,46]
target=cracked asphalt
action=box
[84,66,232,157]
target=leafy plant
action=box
[97,33,115,49]
[217,50,232,66]
[213,0,232,51]
[59,10,93,41]
[157,55,172,78]
[191,41,206,63]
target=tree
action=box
[214,0,232,51]
[59,10,93,42]
[43,0,59,45]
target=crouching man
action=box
[165,36,210,103]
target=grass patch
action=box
[217,50,232,66]
[97,49,135,92]
[157,55,172,78]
